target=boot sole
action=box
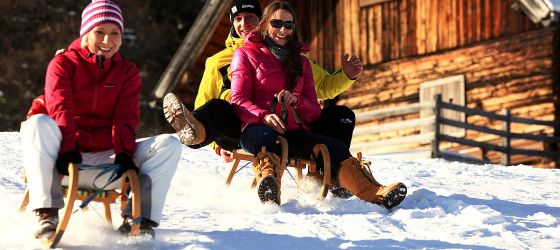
[163,93,189,132]
[163,93,201,145]
[381,183,407,209]
[257,176,279,204]
[330,186,353,199]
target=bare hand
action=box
[264,114,285,134]
[276,90,298,105]
[342,53,363,79]
[220,149,234,163]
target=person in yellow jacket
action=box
[164,0,362,185]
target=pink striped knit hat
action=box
[80,0,124,37]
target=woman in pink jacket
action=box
[231,0,407,208]
[20,0,181,240]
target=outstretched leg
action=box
[338,157,407,209]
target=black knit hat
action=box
[229,0,262,22]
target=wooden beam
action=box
[359,0,392,8]
[355,102,435,122]
[151,0,232,103]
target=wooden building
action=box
[155,0,559,167]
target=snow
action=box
[1,131,559,249]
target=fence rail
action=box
[351,102,434,154]
[351,94,560,168]
[432,94,560,168]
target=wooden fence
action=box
[432,94,560,168]
[351,102,435,155]
[352,94,560,168]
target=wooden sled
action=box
[225,136,332,200]
[19,163,142,248]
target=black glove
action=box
[55,151,82,176]
[114,152,139,178]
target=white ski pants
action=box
[20,114,182,224]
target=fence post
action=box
[431,94,442,158]
[501,109,511,166]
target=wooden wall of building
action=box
[188,0,541,85]
[181,0,547,110]
[293,0,541,72]
[341,27,557,160]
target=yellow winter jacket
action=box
[194,33,356,109]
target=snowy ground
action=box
[1,131,559,249]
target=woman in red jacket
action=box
[20,0,181,240]
[231,0,407,208]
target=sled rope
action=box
[72,163,124,213]
[234,161,251,175]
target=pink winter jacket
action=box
[40,38,141,155]
[230,32,321,132]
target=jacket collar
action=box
[67,38,121,69]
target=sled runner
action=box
[225,136,332,200]
[19,163,142,248]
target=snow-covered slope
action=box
[1,131,559,249]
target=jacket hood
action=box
[244,32,310,52]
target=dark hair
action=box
[256,0,302,91]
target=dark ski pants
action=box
[189,99,356,153]
[310,105,356,148]
[188,99,241,151]
[240,125,352,175]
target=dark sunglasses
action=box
[270,19,294,30]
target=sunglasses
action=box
[270,19,294,30]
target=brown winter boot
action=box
[33,208,59,239]
[338,157,407,209]
[252,148,283,204]
[163,93,206,145]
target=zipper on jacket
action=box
[96,55,105,71]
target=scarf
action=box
[264,35,289,63]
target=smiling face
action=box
[233,12,260,39]
[266,9,293,46]
[83,23,122,59]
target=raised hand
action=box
[342,53,363,80]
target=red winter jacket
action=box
[230,32,321,131]
[27,38,141,156]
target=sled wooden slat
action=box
[225,136,331,201]
[46,162,79,248]
[124,170,142,236]
[19,164,142,248]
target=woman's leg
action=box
[20,114,64,210]
[239,125,281,155]
[239,125,283,204]
[121,134,182,225]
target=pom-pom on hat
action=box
[80,0,124,37]
[229,0,262,22]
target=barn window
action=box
[359,0,393,8]
[420,74,466,137]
